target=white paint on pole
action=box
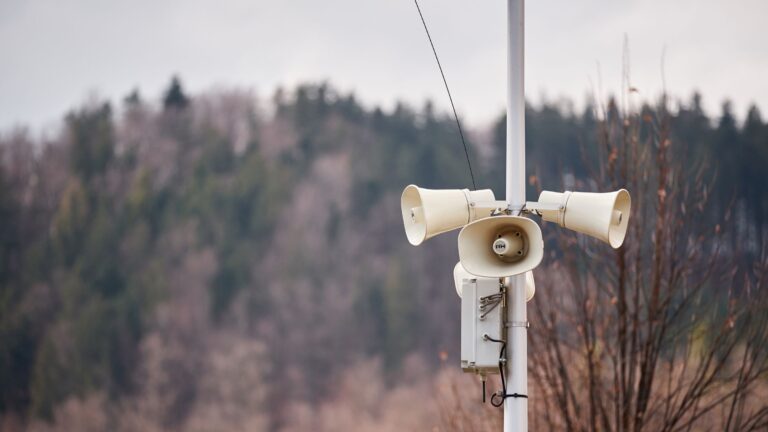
[505,273,528,431]
[504,0,528,431]
[506,0,525,208]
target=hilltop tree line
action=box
[0,78,765,430]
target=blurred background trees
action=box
[0,77,766,431]
[527,95,768,431]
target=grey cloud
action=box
[0,0,765,131]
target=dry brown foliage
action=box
[525,93,768,432]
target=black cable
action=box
[492,343,507,407]
[413,0,477,190]
[484,335,508,407]
[484,335,528,407]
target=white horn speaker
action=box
[537,189,631,249]
[457,216,544,278]
[400,184,495,246]
[453,262,535,301]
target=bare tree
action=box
[528,94,768,432]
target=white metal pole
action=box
[505,0,527,431]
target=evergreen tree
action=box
[123,88,142,107]
[163,76,189,111]
[743,105,767,245]
[67,103,114,181]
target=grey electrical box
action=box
[460,277,503,373]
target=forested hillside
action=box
[0,79,766,431]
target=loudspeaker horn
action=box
[453,262,535,301]
[457,216,544,278]
[537,189,631,249]
[401,184,496,246]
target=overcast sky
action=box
[1,0,766,132]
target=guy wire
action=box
[413,0,477,190]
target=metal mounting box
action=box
[460,277,503,373]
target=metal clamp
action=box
[462,189,475,223]
[506,321,530,328]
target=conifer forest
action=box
[1,79,767,431]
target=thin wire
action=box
[413,0,477,190]
[480,292,503,319]
[484,334,527,407]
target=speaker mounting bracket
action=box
[523,201,564,213]
[471,200,510,210]
[471,200,529,216]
